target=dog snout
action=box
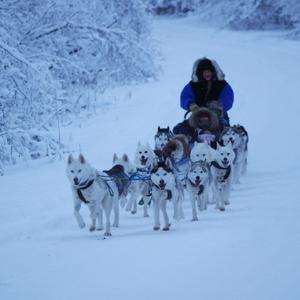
[223,157,228,162]
[159,179,165,185]
[73,177,79,185]
[196,176,200,181]
[229,137,234,143]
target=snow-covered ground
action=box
[1,17,300,300]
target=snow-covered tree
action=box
[0,0,158,173]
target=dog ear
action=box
[152,158,159,170]
[122,154,129,162]
[113,153,118,163]
[165,158,172,170]
[158,126,161,131]
[78,154,85,164]
[67,154,74,164]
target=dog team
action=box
[66,124,248,236]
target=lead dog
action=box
[210,144,235,211]
[124,142,154,217]
[151,158,179,231]
[186,161,210,221]
[66,154,119,236]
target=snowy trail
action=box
[1,17,300,300]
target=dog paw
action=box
[96,227,103,231]
[162,226,170,231]
[78,222,86,229]
[225,201,230,206]
[113,223,119,228]
[144,213,150,218]
[219,207,225,211]
[153,226,160,231]
[104,232,112,237]
[131,210,137,215]
[191,217,198,222]
[89,226,96,232]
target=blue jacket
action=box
[180,81,234,112]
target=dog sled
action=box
[173,103,223,146]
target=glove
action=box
[189,103,200,113]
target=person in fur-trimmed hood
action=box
[180,57,234,126]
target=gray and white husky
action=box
[154,126,173,150]
[66,154,119,236]
[210,144,235,211]
[150,159,179,231]
[162,134,190,220]
[234,124,249,176]
[221,125,247,184]
[186,161,210,221]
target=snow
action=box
[1,16,300,299]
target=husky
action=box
[122,142,154,217]
[150,159,179,231]
[154,126,173,150]
[221,125,247,184]
[234,124,249,176]
[210,144,235,211]
[186,161,210,221]
[112,153,136,208]
[162,134,190,220]
[190,141,215,164]
[66,154,119,236]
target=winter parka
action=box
[180,58,234,114]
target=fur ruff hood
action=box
[188,107,220,132]
[191,57,225,82]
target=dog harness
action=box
[75,179,94,204]
[210,161,231,182]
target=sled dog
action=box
[190,141,215,164]
[162,134,190,220]
[210,144,235,211]
[154,126,173,150]
[186,161,210,221]
[112,153,136,208]
[66,154,119,236]
[221,126,246,184]
[234,124,249,176]
[151,158,179,231]
[123,142,154,217]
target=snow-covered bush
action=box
[145,0,300,38]
[145,0,197,15]
[0,0,158,173]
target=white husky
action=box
[190,141,215,164]
[66,154,119,236]
[123,142,154,217]
[210,144,235,211]
[186,162,210,221]
[151,159,179,231]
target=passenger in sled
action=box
[173,57,234,144]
